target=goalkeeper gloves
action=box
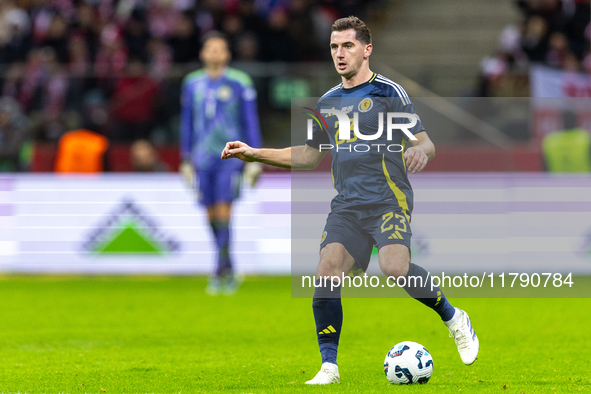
[243,162,262,188]
[179,160,196,188]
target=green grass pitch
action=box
[0,276,589,393]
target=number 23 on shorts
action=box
[381,212,407,240]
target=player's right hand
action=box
[221,141,257,162]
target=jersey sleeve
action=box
[179,78,193,161]
[304,99,330,149]
[381,83,425,140]
[239,77,262,149]
[400,98,425,140]
[390,86,425,140]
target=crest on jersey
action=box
[320,231,327,243]
[358,98,373,112]
[217,85,232,101]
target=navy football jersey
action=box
[305,73,425,218]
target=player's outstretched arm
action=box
[221,141,325,169]
[404,131,435,174]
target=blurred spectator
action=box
[67,33,92,111]
[124,10,150,61]
[148,37,172,79]
[44,14,69,63]
[221,13,244,56]
[41,47,69,138]
[516,0,567,32]
[95,23,128,80]
[148,0,182,38]
[239,0,266,38]
[72,2,100,61]
[584,48,591,73]
[563,51,582,71]
[5,47,69,140]
[260,7,296,61]
[68,33,91,77]
[545,31,570,67]
[499,24,523,57]
[289,0,319,60]
[167,12,200,63]
[130,139,170,172]
[0,4,32,63]
[542,111,591,172]
[478,55,509,96]
[18,48,45,111]
[30,1,57,44]
[2,62,24,99]
[97,0,116,23]
[235,32,259,61]
[54,128,109,173]
[565,0,590,58]
[254,0,291,17]
[195,0,223,36]
[80,89,109,136]
[521,16,548,62]
[0,97,32,172]
[111,57,159,141]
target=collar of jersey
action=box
[340,73,376,93]
[206,67,229,81]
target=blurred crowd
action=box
[0,0,381,170]
[0,0,377,65]
[479,0,590,96]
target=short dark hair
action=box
[201,31,229,47]
[331,16,372,45]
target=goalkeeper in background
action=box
[180,32,262,295]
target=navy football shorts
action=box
[319,205,412,272]
[197,167,242,207]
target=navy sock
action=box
[403,263,456,322]
[313,279,342,365]
[209,220,218,240]
[212,221,232,277]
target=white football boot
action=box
[446,308,479,365]
[305,363,340,385]
[205,277,221,296]
[221,274,244,296]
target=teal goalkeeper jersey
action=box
[180,68,262,171]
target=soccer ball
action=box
[384,341,434,384]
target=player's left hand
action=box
[404,147,428,174]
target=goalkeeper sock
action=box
[402,263,455,322]
[213,220,232,277]
[313,279,342,365]
[209,220,219,240]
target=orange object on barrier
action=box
[54,129,109,173]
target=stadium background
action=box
[0,1,590,393]
[0,0,589,274]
